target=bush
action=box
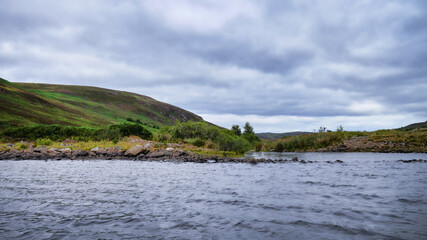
[96,127,122,141]
[274,142,284,152]
[18,143,28,150]
[0,123,152,141]
[36,138,52,146]
[255,142,263,152]
[192,139,205,147]
[109,123,152,139]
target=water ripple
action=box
[1,152,427,239]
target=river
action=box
[1,152,426,239]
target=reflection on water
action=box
[0,153,426,239]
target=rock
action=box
[106,146,122,151]
[207,160,216,163]
[249,158,258,164]
[91,147,100,152]
[292,157,298,161]
[33,147,47,153]
[124,145,148,157]
[147,151,167,158]
[143,143,152,149]
[335,160,343,163]
[75,150,88,157]
[166,147,174,151]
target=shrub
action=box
[96,127,122,141]
[274,142,284,152]
[0,123,151,141]
[36,138,52,146]
[18,143,28,150]
[109,123,152,139]
[153,132,172,142]
[192,139,205,147]
[255,142,263,152]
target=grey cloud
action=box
[1,0,426,131]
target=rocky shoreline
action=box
[1,144,425,164]
[0,144,264,163]
[0,144,327,164]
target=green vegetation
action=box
[262,127,427,152]
[0,123,152,141]
[397,121,427,131]
[2,77,425,155]
[266,132,352,151]
[153,121,260,154]
[0,78,201,129]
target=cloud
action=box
[1,0,426,132]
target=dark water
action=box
[0,152,426,239]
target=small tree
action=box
[336,125,344,132]
[231,125,241,136]
[243,122,254,134]
[242,122,259,143]
[318,126,327,133]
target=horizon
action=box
[1,1,426,132]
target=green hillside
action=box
[0,78,202,129]
[397,121,427,131]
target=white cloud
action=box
[141,0,260,33]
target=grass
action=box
[0,77,202,129]
[189,149,245,158]
[265,129,426,152]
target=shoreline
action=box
[1,147,426,164]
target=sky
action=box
[1,0,426,133]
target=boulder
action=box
[124,145,148,157]
[147,151,168,158]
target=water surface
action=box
[0,152,426,239]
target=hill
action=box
[397,121,427,131]
[256,131,311,140]
[0,78,202,129]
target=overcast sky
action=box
[1,0,426,132]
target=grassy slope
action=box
[0,78,202,129]
[397,121,427,131]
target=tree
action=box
[243,122,254,134]
[318,126,327,133]
[336,125,344,132]
[231,125,241,136]
[242,122,259,143]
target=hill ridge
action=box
[0,78,202,128]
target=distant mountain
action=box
[256,131,311,140]
[397,121,427,131]
[0,78,202,128]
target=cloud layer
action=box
[1,0,426,132]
